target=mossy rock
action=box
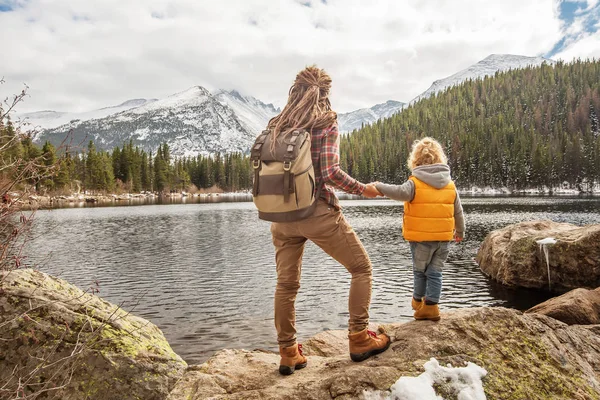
[0,269,187,400]
[168,307,600,400]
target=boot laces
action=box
[297,343,304,355]
[367,330,377,339]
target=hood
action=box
[412,164,452,189]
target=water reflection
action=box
[24,197,600,364]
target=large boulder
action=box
[527,287,600,325]
[0,269,187,400]
[476,220,600,292]
[167,307,600,400]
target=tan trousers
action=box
[270,201,372,348]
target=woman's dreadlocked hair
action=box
[267,65,337,150]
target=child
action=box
[375,137,465,321]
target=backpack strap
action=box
[313,130,327,204]
[251,130,269,196]
[282,130,301,202]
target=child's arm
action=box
[454,191,465,241]
[375,180,415,202]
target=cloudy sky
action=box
[1,0,599,114]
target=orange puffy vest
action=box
[403,176,456,242]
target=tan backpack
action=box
[251,129,323,222]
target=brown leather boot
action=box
[411,297,423,311]
[414,303,441,321]
[348,328,391,362]
[279,343,307,375]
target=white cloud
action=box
[0,0,566,114]
[554,29,600,60]
[582,0,599,12]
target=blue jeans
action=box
[409,241,450,304]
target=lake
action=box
[23,196,600,364]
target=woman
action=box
[267,66,390,376]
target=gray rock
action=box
[476,220,600,292]
[527,287,600,325]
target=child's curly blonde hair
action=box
[407,137,448,170]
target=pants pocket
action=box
[411,242,432,272]
[429,242,450,272]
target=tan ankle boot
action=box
[414,303,441,321]
[279,343,307,375]
[411,297,423,311]
[348,328,391,362]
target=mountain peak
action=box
[338,100,406,133]
[113,99,152,108]
[227,90,245,102]
[172,86,212,99]
[213,89,279,134]
[480,54,552,65]
[482,53,548,62]
[411,53,553,104]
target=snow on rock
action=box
[363,358,487,400]
[536,237,558,245]
[536,237,558,290]
[411,54,553,104]
[338,100,406,133]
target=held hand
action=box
[371,182,383,197]
[363,183,383,198]
[454,235,463,243]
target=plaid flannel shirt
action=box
[311,123,366,209]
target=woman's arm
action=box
[319,125,366,195]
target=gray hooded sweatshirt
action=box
[375,164,465,238]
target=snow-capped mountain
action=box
[30,54,553,156]
[411,54,553,104]
[35,86,254,157]
[337,100,406,133]
[213,89,279,135]
[19,98,157,132]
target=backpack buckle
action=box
[283,161,291,171]
[252,160,261,169]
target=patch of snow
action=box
[363,358,487,400]
[459,186,511,195]
[134,127,151,141]
[536,237,557,245]
[459,185,600,195]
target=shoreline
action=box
[5,187,600,210]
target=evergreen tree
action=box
[341,59,600,191]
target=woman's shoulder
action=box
[321,123,340,136]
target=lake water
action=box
[23,196,600,364]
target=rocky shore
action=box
[2,268,600,400]
[6,191,370,209]
[6,191,255,209]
